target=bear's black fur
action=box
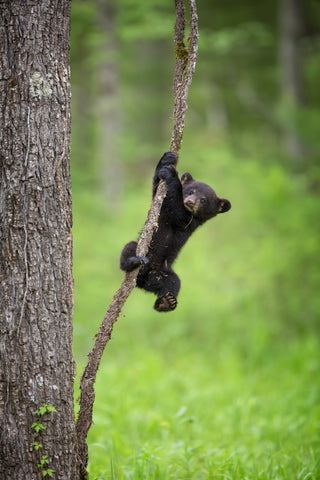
[120,151,231,312]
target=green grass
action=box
[84,336,319,479]
[72,143,320,479]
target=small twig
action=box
[76,1,199,475]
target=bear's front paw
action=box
[158,164,177,181]
[154,292,177,312]
[160,151,177,167]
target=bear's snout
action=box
[184,199,195,212]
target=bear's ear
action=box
[217,198,231,213]
[181,172,193,184]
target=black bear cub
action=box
[120,151,231,312]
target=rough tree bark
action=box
[76,0,199,476]
[0,1,80,478]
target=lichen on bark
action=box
[175,40,189,69]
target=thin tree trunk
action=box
[95,0,123,207]
[76,0,199,474]
[278,0,306,158]
[0,1,79,478]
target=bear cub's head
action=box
[181,172,231,222]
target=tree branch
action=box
[171,0,198,154]
[76,1,199,475]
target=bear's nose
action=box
[184,199,194,211]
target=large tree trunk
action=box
[0,1,79,478]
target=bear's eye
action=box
[200,198,207,206]
[188,189,194,195]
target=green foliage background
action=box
[71,1,320,478]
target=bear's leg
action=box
[120,241,149,272]
[154,269,180,311]
[139,267,181,312]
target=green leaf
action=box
[45,405,57,413]
[35,404,57,418]
[31,441,43,451]
[38,455,49,468]
[33,423,46,433]
[43,469,55,477]
[38,406,47,416]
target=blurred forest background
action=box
[70,0,320,478]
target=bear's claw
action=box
[154,292,177,312]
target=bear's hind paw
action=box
[154,292,177,312]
